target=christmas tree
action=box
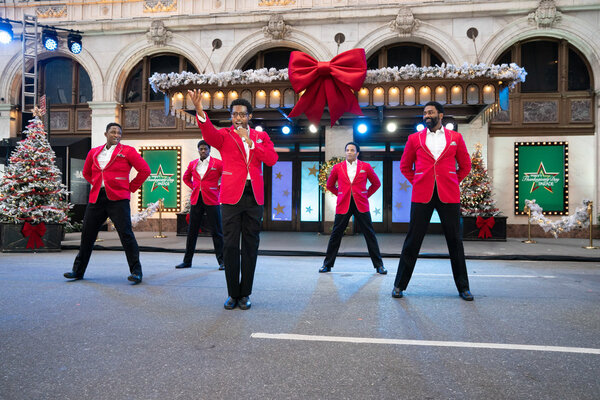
[460,143,500,217]
[0,109,71,225]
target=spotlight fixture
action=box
[68,33,82,54]
[281,125,291,135]
[254,125,264,132]
[356,123,368,134]
[386,122,397,133]
[0,21,14,45]
[445,122,455,131]
[308,124,318,134]
[42,29,59,51]
[416,123,425,131]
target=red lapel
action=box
[417,130,435,160]
[437,128,453,160]
[93,143,122,169]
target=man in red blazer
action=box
[392,101,474,301]
[188,90,278,310]
[319,142,387,275]
[175,140,224,270]
[64,122,150,284]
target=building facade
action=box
[0,0,598,235]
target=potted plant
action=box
[460,143,506,241]
[0,111,72,252]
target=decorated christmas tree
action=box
[460,143,500,217]
[0,109,71,225]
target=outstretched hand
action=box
[187,89,205,118]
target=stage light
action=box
[308,124,318,133]
[445,122,455,130]
[386,122,397,133]
[416,123,425,131]
[0,21,14,45]
[42,29,59,51]
[68,33,82,54]
[281,125,291,135]
[356,123,368,134]
[255,125,264,132]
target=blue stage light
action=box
[0,21,14,45]
[356,123,368,134]
[68,33,82,54]
[416,123,425,131]
[281,125,291,135]
[42,29,58,51]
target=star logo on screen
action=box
[148,165,175,192]
[523,162,559,193]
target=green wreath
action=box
[318,156,344,193]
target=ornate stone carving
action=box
[146,20,172,46]
[36,6,67,19]
[262,14,291,40]
[528,0,562,28]
[258,0,296,6]
[144,0,177,13]
[389,7,420,36]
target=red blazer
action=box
[83,143,151,203]
[327,160,381,214]
[400,128,471,204]
[183,157,223,206]
[196,114,278,205]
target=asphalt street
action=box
[1,250,599,400]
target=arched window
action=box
[122,53,198,133]
[21,57,93,134]
[367,43,445,69]
[241,47,296,70]
[491,38,594,134]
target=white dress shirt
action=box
[97,144,117,187]
[346,160,358,183]
[196,156,210,180]
[426,128,446,160]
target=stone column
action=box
[323,125,353,232]
[0,104,15,141]
[88,101,120,148]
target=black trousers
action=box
[393,186,470,292]
[323,197,384,270]
[220,182,263,298]
[183,198,224,266]
[72,188,142,276]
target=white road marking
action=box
[251,333,600,355]
[327,272,556,278]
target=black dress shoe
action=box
[63,271,83,280]
[392,287,403,298]
[238,296,251,310]
[218,264,225,271]
[175,262,191,269]
[224,297,237,310]
[459,290,474,301]
[127,274,142,284]
[376,266,388,275]
[319,265,331,273]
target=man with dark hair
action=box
[319,141,387,275]
[176,140,224,270]
[64,122,150,284]
[188,90,278,310]
[392,101,474,301]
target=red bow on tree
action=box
[475,216,495,239]
[288,49,367,126]
[22,221,46,249]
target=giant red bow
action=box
[476,216,495,239]
[22,221,46,249]
[288,49,367,126]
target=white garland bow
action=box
[525,199,591,238]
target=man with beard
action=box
[391,101,474,301]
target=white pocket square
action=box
[450,141,457,146]
[257,139,263,144]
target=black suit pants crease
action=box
[220,183,263,299]
[183,198,224,265]
[323,196,384,269]
[393,187,470,292]
[72,188,142,277]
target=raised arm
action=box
[188,89,224,149]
